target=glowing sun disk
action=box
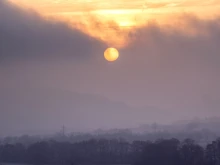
[104,48,119,62]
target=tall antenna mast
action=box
[62,125,65,137]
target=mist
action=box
[0,0,220,136]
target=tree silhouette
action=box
[0,138,220,165]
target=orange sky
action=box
[9,0,220,47]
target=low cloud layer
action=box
[0,0,106,62]
[119,15,220,113]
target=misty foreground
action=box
[1,138,220,165]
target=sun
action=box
[104,48,119,62]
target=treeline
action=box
[1,128,217,146]
[1,138,220,165]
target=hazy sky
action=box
[0,0,220,136]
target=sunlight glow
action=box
[8,0,220,48]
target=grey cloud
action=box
[126,15,220,73]
[117,15,220,113]
[0,0,106,61]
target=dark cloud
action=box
[125,14,220,76]
[118,14,220,113]
[0,0,106,62]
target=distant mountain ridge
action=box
[0,87,164,136]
